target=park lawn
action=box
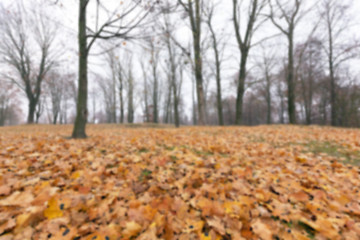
[0,124,359,239]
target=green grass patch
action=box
[193,149,214,157]
[138,168,152,181]
[298,221,316,239]
[138,147,149,153]
[248,135,266,143]
[303,141,360,166]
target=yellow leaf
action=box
[71,170,82,179]
[200,233,211,240]
[295,155,308,163]
[44,197,63,219]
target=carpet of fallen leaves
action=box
[0,124,360,240]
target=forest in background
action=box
[0,0,359,132]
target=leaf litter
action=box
[0,125,359,239]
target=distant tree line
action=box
[0,0,359,137]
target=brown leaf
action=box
[251,219,273,240]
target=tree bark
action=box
[269,0,302,124]
[232,0,262,125]
[235,49,248,125]
[112,74,117,123]
[287,33,296,124]
[164,26,180,127]
[164,81,172,124]
[207,15,224,126]
[118,64,124,124]
[152,61,159,123]
[53,113,58,125]
[172,79,180,128]
[192,76,197,125]
[265,73,272,124]
[215,66,224,126]
[140,61,149,123]
[27,99,36,124]
[72,0,88,138]
[188,0,206,125]
[127,70,134,124]
[328,22,337,126]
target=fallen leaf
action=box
[44,197,63,220]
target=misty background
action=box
[0,0,360,127]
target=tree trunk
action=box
[53,113,58,125]
[235,49,248,125]
[172,83,180,128]
[215,65,224,126]
[0,115,4,126]
[143,77,149,123]
[112,75,117,123]
[152,65,158,124]
[72,0,88,138]
[301,78,311,125]
[164,82,172,124]
[308,81,313,125]
[192,76,197,125]
[328,27,337,126]
[165,32,180,128]
[265,73,272,124]
[119,68,124,124]
[193,42,206,125]
[92,93,96,123]
[27,99,36,124]
[329,62,336,126]
[278,83,285,124]
[0,106,5,126]
[287,33,296,124]
[213,39,224,126]
[127,71,134,124]
[207,17,224,126]
[189,0,206,125]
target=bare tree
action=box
[161,8,184,127]
[319,0,358,126]
[35,95,47,124]
[147,38,160,124]
[178,0,206,125]
[0,85,11,126]
[233,0,266,124]
[205,1,226,126]
[255,44,277,124]
[118,62,125,124]
[46,71,64,124]
[97,74,117,123]
[275,64,288,124]
[127,63,135,124]
[106,50,118,123]
[295,38,324,124]
[140,58,151,123]
[0,81,20,126]
[162,75,173,124]
[268,0,303,124]
[72,0,154,138]
[0,4,57,124]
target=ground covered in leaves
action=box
[0,124,360,240]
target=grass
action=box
[303,141,360,166]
